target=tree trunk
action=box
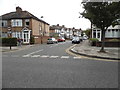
[100,28,106,52]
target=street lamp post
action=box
[40,16,44,44]
[7,27,12,50]
[72,27,75,36]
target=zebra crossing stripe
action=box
[31,55,40,57]
[41,55,49,58]
[73,57,81,59]
[61,56,69,59]
[50,56,59,58]
[22,55,81,59]
[22,55,30,57]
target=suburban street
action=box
[2,41,118,88]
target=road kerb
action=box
[66,44,120,62]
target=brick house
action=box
[0,7,50,44]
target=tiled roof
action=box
[0,7,49,25]
[50,25,63,30]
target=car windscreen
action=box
[48,38,52,40]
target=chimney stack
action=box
[16,6,22,13]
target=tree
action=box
[81,1,120,52]
[83,29,91,38]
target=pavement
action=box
[0,44,35,52]
[70,40,120,60]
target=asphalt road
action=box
[2,41,119,88]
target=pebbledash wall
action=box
[0,7,50,44]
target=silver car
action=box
[47,38,58,44]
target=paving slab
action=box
[70,40,120,60]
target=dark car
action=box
[72,37,80,44]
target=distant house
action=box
[50,25,82,39]
[0,6,50,44]
[49,24,66,38]
[91,25,120,41]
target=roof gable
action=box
[0,7,49,25]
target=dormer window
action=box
[11,19,22,27]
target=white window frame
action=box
[0,20,7,27]
[11,19,22,27]
[12,31,22,38]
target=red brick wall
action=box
[34,36,50,44]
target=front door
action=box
[22,30,30,44]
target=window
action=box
[93,30,96,38]
[25,19,29,27]
[2,32,7,37]
[97,32,100,38]
[11,19,22,27]
[12,32,22,38]
[0,20,7,27]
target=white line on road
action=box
[24,49,44,56]
[22,55,31,57]
[41,55,49,58]
[73,57,81,59]
[61,56,69,59]
[31,55,40,57]
[50,56,59,58]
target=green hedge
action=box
[89,38,99,46]
[89,38,99,42]
[1,37,17,46]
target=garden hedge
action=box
[1,37,17,46]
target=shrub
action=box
[89,38,99,46]
[89,38,99,42]
[30,36,35,44]
[2,37,17,46]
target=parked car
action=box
[57,37,65,42]
[47,38,58,44]
[72,37,80,44]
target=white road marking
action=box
[22,55,30,57]
[24,49,43,56]
[50,56,59,58]
[61,56,69,59]
[41,55,49,58]
[73,57,81,59]
[31,55,40,57]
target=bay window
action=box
[11,19,22,27]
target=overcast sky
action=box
[0,0,91,30]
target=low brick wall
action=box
[34,36,50,44]
[96,41,120,47]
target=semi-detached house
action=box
[0,7,50,44]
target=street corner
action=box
[68,45,120,62]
